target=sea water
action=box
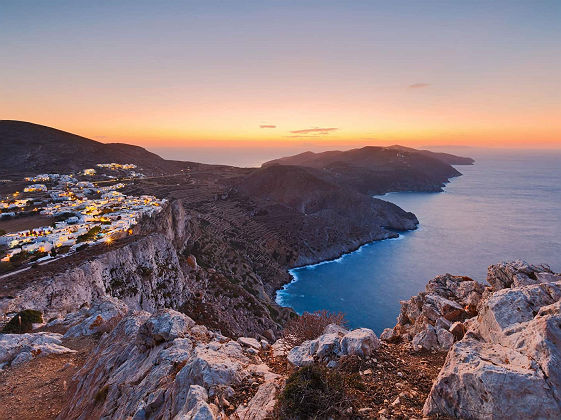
[276,149,561,333]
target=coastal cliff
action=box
[0,201,291,338]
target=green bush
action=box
[278,364,353,419]
[1,309,43,334]
[77,226,102,243]
[94,385,109,404]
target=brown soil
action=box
[0,335,97,420]
[265,342,449,419]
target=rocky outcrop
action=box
[382,273,485,351]
[287,324,380,367]
[58,309,278,420]
[424,261,561,419]
[47,299,128,338]
[486,260,558,291]
[0,332,75,369]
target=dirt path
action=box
[0,336,95,420]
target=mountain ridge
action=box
[0,120,183,177]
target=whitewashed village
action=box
[0,163,165,273]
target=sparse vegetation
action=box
[94,385,109,404]
[282,310,347,348]
[277,364,357,419]
[1,309,43,333]
[77,226,101,243]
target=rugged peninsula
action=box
[0,120,467,338]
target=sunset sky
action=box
[1,0,560,151]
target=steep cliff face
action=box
[0,232,189,320]
[234,164,418,267]
[0,200,290,338]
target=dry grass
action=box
[281,310,346,349]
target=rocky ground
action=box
[0,334,95,420]
[0,260,559,419]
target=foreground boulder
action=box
[287,324,380,367]
[424,261,561,419]
[0,332,76,369]
[382,273,485,351]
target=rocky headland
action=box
[6,121,560,419]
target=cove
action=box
[276,149,561,334]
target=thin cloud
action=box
[285,135,323,138]
[259,125,276,128]
[289,127,338,135]
[409,83,430,89]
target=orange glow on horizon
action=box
[2,2,560,151]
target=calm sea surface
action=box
[276,149,561,334]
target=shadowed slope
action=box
[0,120,182,177]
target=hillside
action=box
[387,144,475,165]
[0,120,183,178]
[262,145,467,194]
[234,165,418,265]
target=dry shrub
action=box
[282,310,346,349]
[277,364,358,419]
[1,310,43,334]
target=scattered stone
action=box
[186,255,198,270]
[0,332,76,368]
[238,337,261,350]
[340,328,380,357]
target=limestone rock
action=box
[136,309,195,350]
[487,260,554,291]
[435,327,454,351]
[423,337,561,419]
[287,340,316,367]
[234,380,282,420]
[314,333,342,358]
[383,273,485,350]
[424,262,561,419]
[340,328,380,357]
[271,338,289,357]
[287,327,379,367]
[323,323,348,336]
[0,332,76,368]
[173,385,216,420]
[58,310,273,420]
[0,233,191,322]
[412,325,438,351]
[60,299,127,338]
[380,327,398,342]
[238,337,261,351]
